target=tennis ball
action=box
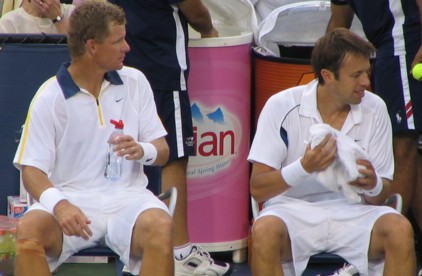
[412,63,422,81]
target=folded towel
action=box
[308,124,368,202]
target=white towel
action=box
[308,124,367,202]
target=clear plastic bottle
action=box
[104,119,124,181]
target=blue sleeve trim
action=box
[280,126,288,148]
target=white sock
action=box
[174,243,193,260]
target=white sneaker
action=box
[317,263,359,276]
[174,245,231,276]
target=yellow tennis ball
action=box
[412,63,422,81]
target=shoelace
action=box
[192,246,215,265]
[332,263,354,276]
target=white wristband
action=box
[138,142,157,165]
[362,175,383,197]
[281,158,311,187]
[39,187,66,214]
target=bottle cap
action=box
[110,119,124,129]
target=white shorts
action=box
[256,197,398,276]
[28,189,169,274]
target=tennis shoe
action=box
[174,245,232,276]
[317,263,359,276]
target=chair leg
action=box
[115,258,124,276]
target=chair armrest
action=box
[158,187,177,217]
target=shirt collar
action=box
[56,62,124,99]
[299,79,362,127]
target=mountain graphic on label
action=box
[191,103,204,123]
[192,103,225,124]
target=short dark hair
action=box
[311,28,375,85]
[67,1,126,57]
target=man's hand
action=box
[32,0,62,21]
[301,134,337,173]
[113,134,143,161]
[349,159,377,191]
[112,135,169,165]
[410,46,422,71]
[53,200,93,240]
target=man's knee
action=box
[386,215,414,243]
[135,209,173,251]
[17,211,63,256]
[17,211,58,239]
[373,214,414,251]
[143,209,173,233]
[252,217,288,254]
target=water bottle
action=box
[104,119,124,181]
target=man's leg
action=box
[161,158,190,246]
[368,213,416,275]
[131,208,174,276]
[251,216,291,276]
[391,132,419,213]
[163,158,231,275]
[411,151,422,254]
[15,210,63,276]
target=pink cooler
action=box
[187,32,253,263]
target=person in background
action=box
[327,0,422,252]
[13,2,174,275]
[249,28,416,276]
[0,0,74,33]
[1,0,21,17]
[109,1,231,275]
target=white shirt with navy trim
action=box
[248,80,393,203]
[14,64,167,195]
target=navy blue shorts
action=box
[153,89,194,162]
[372,54,422,132]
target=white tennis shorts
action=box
[256,197,398,276]
[28,189,169,274]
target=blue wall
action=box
[0,37,70,215]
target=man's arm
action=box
[22,165,57,203]
[177,0,218,38]
[326,2,355,33]
[251,135,337,203]
[22,165,93,240]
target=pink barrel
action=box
[187,32,253,262]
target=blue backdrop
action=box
[0,35,70,215]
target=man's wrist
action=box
[137,142,157,165]
[52,14,64,24]
[281,158,311,187]
[362,175,383,197]
[39,187,67,213]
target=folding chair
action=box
[26,187,177,276]
[250,193,403,274]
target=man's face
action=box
[331,54,371,105]
[93,23,130,71]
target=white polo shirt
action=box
[14,64,167,195]
[248,80,394,203]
